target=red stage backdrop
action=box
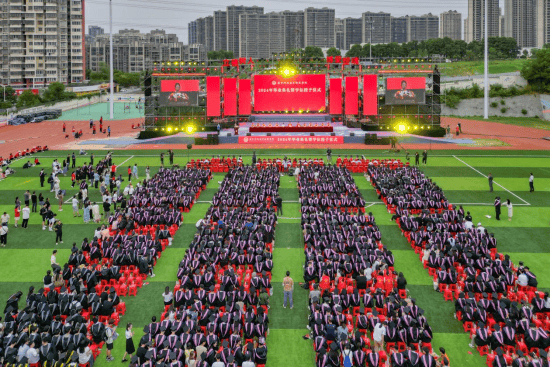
[238,136,343,144]
[363,74,378,115]
[253,74,326,112]
[239,79,251,115]
[345,76,358,115]
[159,80,200,106]
[329,78,342,115]
[206,76,220,117]
[223,78,237,116]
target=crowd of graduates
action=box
[298,164,442,367]
[135,166,279,367]
[1,154,211,367]
[368,163,550,366]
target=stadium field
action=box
[2,148,549,367]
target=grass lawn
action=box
[438,59,528,77]
[450,115,550,130]
[1,149,549,367]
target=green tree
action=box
[346,44,364,57]
[521,48,550,92]
[326,47,341,57]
[0,86,17,108]
[16,90,42,108]
[207,50,234,60]
[304,46,324,58]
[43,82,67,102]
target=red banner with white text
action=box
[253,74,326,112]
[238,136,343,144]
[206,76,220,116]
[345,76,359,115]
[363,74,378,115]
[238,79,251,115]
[329,78,342,115]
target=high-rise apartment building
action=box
[343,18,362,49]
[239,12,285,58]
[86,29,184,73]
[466,0,500,42]
[362,12,391,44]
[88,26,104,42]
[282,10,305,51]
[545,0,550,45]
[188,21,198,45]
[334,18,344,49]
[504,0,546,48]
[213,11,227,51]
[304,7,335,48]
[407,13,439,41]
[391,17,408,43]
[227,5,263,57]
[188,17,214,51]
[440,10,462,40]
[0,0,85,87]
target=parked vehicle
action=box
[30,116,45,123]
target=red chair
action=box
[477,345,488,356]
[463,321,473,333]
[128,285,138,296]
[116,302,126,315]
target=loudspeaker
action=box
[330,132,336,136]
[267,133,271,136]
[144,71,151,97]
[226,133,231,137]
[310,133,314,136]
[246,133,251,136]
[433,72,440,95]
[350,132,355,137]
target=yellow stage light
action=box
[186,125,196,134]
[167,127,172,132]
[398,124,406,132]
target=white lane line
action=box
[451,202,531,206]
[453,155,530,206]
[115,155,134,168]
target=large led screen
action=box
[385,77,426,105]
[253,74,326,112]
[159,80,200,106]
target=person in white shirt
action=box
[78,343,93,366]
[92,202,101,223]
[211,354,225,367]
[22,205,30,228]
[26,342,40,364]
[50,250,61,272]
[241,355,255,367]
[372,321,387,352]
[476,223,485,233]
[162,286,173,306]
[72,195,80,217]
[516,271,529,289]
[464,220,474,231]
[1,212,10,226]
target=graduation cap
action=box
[70,352,79,362]
[329,342,338,351]
[208,315,217,323]
[60,286,67,293]
[319,347,327,355]
[372,309,379,316]
[403,306,411,314]
[493,324,500,331]
[160,324,167,332]
[227,355,234,363]
[169,352,177,360]
[540,349,547,359]
[496,347,503,356]
[110,287,116,293]
[517,350,524,357]
[315,318,323,325]
[130,356,140,365]
[143,325,150,334]
[222,340,229,348]
[170,324,178,332]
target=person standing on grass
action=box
[529,173,534,192]
[39,169,45,187]
[275,195,283,216]
[54,220,63,245]
[162,286,173,306]
[104,320,117,362]
[160,153,164,166]
[0,224,7,247]
[494,196,501,221]
[122,323,135,363]
[71,152,76,168]
[283,270,294,309]
[488,173,494,192]
[128,166,132,182]
[14,206,20,228]
[507,199,513,222]
[372,321,386,353]
[415,152,420,166]
[31,191,37,213]
[24,190,30,207]
[22,204,30,228]
[422,150,428,165]
[132,164,138,180]
[103,200,111,224]
[72,195,80,217]
[169,149,174,165]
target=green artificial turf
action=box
[2,149,550,367]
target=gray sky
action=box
[85,0,501,43]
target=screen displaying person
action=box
[393,80,416,101]
[168,83,189,103]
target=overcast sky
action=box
[85,0,503,43]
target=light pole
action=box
[367,17,375,61]
[109,0,114,120]
[483,0,489,119]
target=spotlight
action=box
[167,127,172,132]
[186,125,196,134]
[397,124,406,132]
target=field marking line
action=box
[452,155,530,206]
[115,155,134,168]
[451,202,531,206]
